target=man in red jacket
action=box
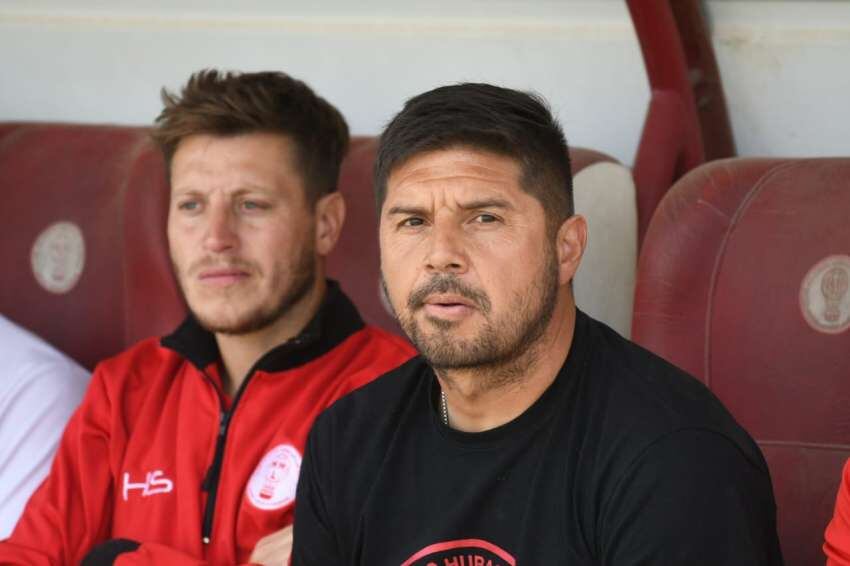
[825,459,850,564]
[0,69,414,565]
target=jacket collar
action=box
[160,280,365,373]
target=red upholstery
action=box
[329,137,629,336]
[328,138,399,333]
[0,123,185,370]
[632,158,850,565]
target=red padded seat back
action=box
[632,158,850,566]
[329,138,399,333]
[0,123,185,370]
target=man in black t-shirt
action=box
[292,84,783,565]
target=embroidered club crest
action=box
[246,444,302,510]
[31,221,85,294]
[800,255,850,334]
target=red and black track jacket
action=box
[0,282,415,565]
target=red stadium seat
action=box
[331,138,638,338]
[632,157,850,565]
[328,138,399,334]
[0,123,185,370]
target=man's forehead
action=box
[169,132,301,192]
[386,148,522,196]
[175,131,293,154]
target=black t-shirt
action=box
[293,310,783,565]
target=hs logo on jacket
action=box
[122,470,174,501]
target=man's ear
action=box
[555,214,587,286]
[314,192,346,257]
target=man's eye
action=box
[177,201,199,211]
[401,217,425,227]
[474,213,498,223]
[241,200,268,211]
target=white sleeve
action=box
[0,358,89,538]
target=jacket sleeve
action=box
[83,540,263,566]
[0,356,88,538]
[291,412,344,565]
[112,542,223,566]
[825,459,850,565]
[599,429,784,565]
[0,365,115,564]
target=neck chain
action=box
[440,389,449,426]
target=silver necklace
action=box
[440,389,449,426]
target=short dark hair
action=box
[152,69,349,205]
[374,83,573,231]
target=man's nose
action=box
[424,223,468,275]
[203,203,238,253]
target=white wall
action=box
[710,1,850,157]
[1,1,848,163]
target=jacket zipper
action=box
[199,365,258,545]
[197,336,306,545]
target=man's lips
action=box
[197,268,250,286]
[421,294,477,319]
[423,294,476,308]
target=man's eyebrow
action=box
[232,186,278,197]
[170,186,200,198]
[385,199,514,216]
[386,205,429,216]
[458,198,513,211]
[171,184,275,196]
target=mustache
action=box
[407,275,491,313]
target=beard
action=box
[392,245,560,375]
[175,240,317,336]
